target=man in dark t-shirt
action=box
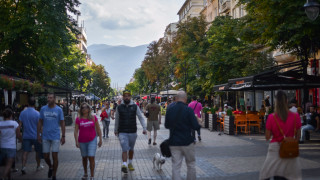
[300,106,320,143]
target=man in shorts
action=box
[114,90,146,173]
[19,97,43,174]
[145,97,161,145]
[37,93,65,180]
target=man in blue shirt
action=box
[37,93,65,180]
[19,97,43,174]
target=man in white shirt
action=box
[69,100,79,123]
[289,99,298,113]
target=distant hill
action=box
[88,44,148,88]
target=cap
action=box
[224,104,228,107]
[123,90,131,95]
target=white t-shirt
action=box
[0,120,19,149]
[289,106,298,113]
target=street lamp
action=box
[304,0,320,21]
[304,0,320,109]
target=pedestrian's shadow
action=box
[122,173,129,180]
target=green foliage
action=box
[205,16,274,92]
[226,109,233,116]
[172,16,209,95]
[202,107,210,113]
[239,0,320,58]
[0,0,81,82]
[90,64,111,99]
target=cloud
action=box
[82,0,157,30]
[79,0,185,46]
[100,17,153,30]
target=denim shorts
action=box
[79,136,97,157]
[42,139,60,153]
[22,139,42,152]
[118,133,137,152]
[0,148,16,159]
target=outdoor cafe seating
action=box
[217,111,262,135]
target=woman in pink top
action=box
[74,103,102,180]
[260,91,302,180]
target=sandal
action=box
[82,174,88,180]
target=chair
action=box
[247,114,261,134]
[217,114,224,131]
[235,114,248,134]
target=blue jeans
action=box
[300,124,315,141]
[79,136,97,157]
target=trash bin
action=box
[65,115,73,126]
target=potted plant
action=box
[224,109,235,135]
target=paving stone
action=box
[4,113,319,179]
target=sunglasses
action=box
[81,106,90,109]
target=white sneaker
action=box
[36,164,44,171]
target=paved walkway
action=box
[5,113,320,180]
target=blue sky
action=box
[79,0,185,47]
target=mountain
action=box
[87,44,148,88]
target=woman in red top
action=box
[74,103,102,180]
[260,91,302,180]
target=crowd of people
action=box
[1,90,320,180]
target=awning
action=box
[214,60,320,91]
[212,83,230,92]
[86,93,101,100]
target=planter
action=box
[204,113,209,128]
[224,115,235,135]
[209,113,218,131]
[65,115,73,126]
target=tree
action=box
[172,16,209,95]
[90,64,111,99]
[0,0,81,82]
[239,0,320,59]
[204,16,274,94]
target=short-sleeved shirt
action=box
[40,105,64,140]
[0,120,19,149]
[69,104,79,112]
[102,108,111,121]
[266,112,302,143]
[146,103,161,121]
[76,115,97,143]
[188,101,203,118]
[19,107,40,139]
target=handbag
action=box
[160,105,183,158]
[145,111,149,118]
[273,113,299,159]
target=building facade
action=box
[178,0,205,22]
[164,22,178,42]
[201,0,219,23]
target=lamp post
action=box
[304,0,320,21]
[304,0,319,109]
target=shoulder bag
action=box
[160,105,184,158]
[273,113,299,158]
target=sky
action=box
[79,0,185,47]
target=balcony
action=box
[220,0,230,13]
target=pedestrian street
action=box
[8,115,320,180]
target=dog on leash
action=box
[153,153,166,171]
